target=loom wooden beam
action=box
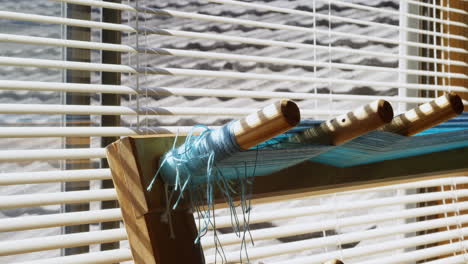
[380,93,463,136]
[253,146,468,203]
[232,99,300,149]
[293,100,393,145]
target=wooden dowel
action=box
[323,259,344,264]
[292,99,394,145]
[231,99,300,149]
[379,93,463,136]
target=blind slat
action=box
[343,176,468,194]
[0,104,347,116]
[355,241,468,264]
[0,79,135,94]
[0,229,127,256]
[0,169,112,185]
[423,254,468,264]
[13,249,133,264]
[0,189,117,209]
[0,208,122,232]
[0,126,217,138]
[0,148,106,161]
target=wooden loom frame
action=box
[106,135,468,264]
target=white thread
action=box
[313,0,318,113]
[162,183,175,239]
[328,0,333,120]
[446,0,452,93]
[450,177,468,261]
[433,0,439,97]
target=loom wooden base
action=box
[106,135,468,264]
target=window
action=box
[0,0,466,263]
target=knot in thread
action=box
[158,123,242,188]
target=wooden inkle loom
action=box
[106,94,468,264]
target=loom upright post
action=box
[106,136,204,264]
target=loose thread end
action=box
[148,100,297,260]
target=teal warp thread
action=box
[157,123,241,187]
[147,123,256,263]
[216,142,332,177]
[414,113,468,135]
[310,129,468,167]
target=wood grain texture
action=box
[106,137,205,264]
[231,99,300,149]
[106,139,155,264]
[379,93,463,136]
[293,100,393,145]
[442,0,467,111]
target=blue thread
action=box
[310,129,468,167]
[158,123,241,187]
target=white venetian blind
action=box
[0,0,466,263]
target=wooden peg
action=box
[323,259,344,264]
[292,99,394,145]
[379,93,463,136]
[231,99,300,149]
